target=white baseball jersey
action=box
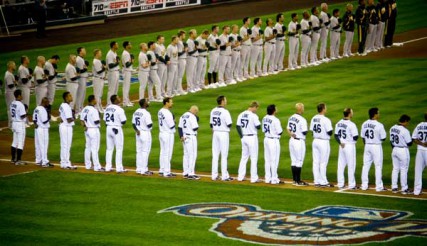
[138,52,150,72]
[320,11,330,28]
[274,22,284,38]
[179,112,199,135]
[186,39,198,57]
[412,122,427,151]
[288,21,299,36]
[251,26,263,45]
[33,106,50,128]
[262,115,283,138]
[4,71,16,93]
[240,26,252,45]
[390,124,411,148]
[155,43,166,61]
[229,33,241,51]
[264,26,276,43]
[92,58,105,77]
[44,61,57,83]
[122,50,132,72]
[301,19,312,35]
[10,100,26,122]
[330,16,341,32]
[210,106,232,132]
[219,34,232,55]
[34,66,46,86]
[287,113,308,139]
[361,119,387,144]
[335,119,359,144]
[147,50,158,70]
[196,36,208,55]
[310,114,333,139]
[76,56,88,78]
[106,50,119,71]
[310,15,321,30]
[166,44,179,64]
[18,65,30,87]
[65,63,78,82]
[207,34,220,50]
[59,103,75,126]
[103,104,127,127]
[237,110,261,135]
[177,40,187,59]
[132,108,153,131]
[81,105,100,128]
[158,108,175,133]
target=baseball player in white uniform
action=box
[310,103,334,187]
[34,56,48,106]
[274,14,286,72]
[176,30,188,95]
[65,55,79,112]
[147,41,163,102]
[300,12,312,68]
[334,108,359,189]
[103,95,127,173]
[186,30,199,92]
[361,107,387,191]
[263,104,283,184]
[166,36,179,96]
[92,49,106,113]
[17,56,32,108]
[412,113,427,196]
[288,13,300,70]
[319,3,331,61]
[229,25,242,82]
[44,55,60,108]
[210,95,233,181]
[33,97,53,168]
[287,103,309,186]
[196,30,210,89]
[122,41,134,107]
[80,95,103,172]
[137,43,150,100]
[76,47,89,114]
[390,115,412,194]
[263,19,277,75]
[310,7,322,65]
[132,99,153,175]
[178,105,200,180]
[237,101,261,183]
[10,89,27,165]
[4,61,17,128]
[330,9,342,60]
[106,41,120,105]
[155,35,168,96]
[158,97,176,177]
[207,25,220,87]
[218,25,233,86]
[250,18,263,78]
[240,17,252,79]
[59,91,77,169]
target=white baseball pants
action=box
[300,35,311,66]
[289,138,305,168]
[76,77,87,112]
[12,121,26,150]
[319,27,329,59]
[183,135,197,176]
[59,124,73,167]
[391,147,410,191]
[330,31,341,58]
[237,135,259,182]
[136,131,152,173]
[343,31,354,56]
[105,126,124,172]
[92,77,104,112]
[186,57,198,90]
[212,131,230,180]
[337,143,356,188]
[263,42,275,73]
[122,71,132,105]
[414,149,427,195]
[310,32,320,63]
[240,45,251,77]
[157,63,167,95]
[312,139,331,185]
[84,128,101,170]
[107,71,119,105]
[274,40,285,70]
[148,70,162,100]
[35,127,49,165]
[196,56,207,88]
[250,45,262,76]
[288,37,299,69]
[35,84,48,106]
[218,55,231,83]
[159,131,174,176]
[166,63,178,96]
[361,144,384,191]
[264,137,280,184]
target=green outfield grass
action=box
[0,170,426,245]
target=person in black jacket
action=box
[35,0,47,38]
[365,0,379,53]
[374,0,388,50]
[356,0,369,55]
[384,0,397,47]
[343,3,356,57]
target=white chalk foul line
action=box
[2,170,38,178]
[401,36,427,44]
[338,189,427,201]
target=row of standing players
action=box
[8,90,427,196]
[2,0,398,125]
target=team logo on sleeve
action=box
[159,203,427,245]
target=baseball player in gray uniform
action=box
[390,115,412,194]
[106,41,120,105]
[65,55,79,112]
[122,41,134,107]
[310,103,334,187]
[240,17,252,79]
[274,13,286,72]
[263,19,277,75]
[176,30,188,95]
[186,30,199,92]
[17,56,32,108]
[319,3,331,62]
[334,108,359,189]
[196,30,210,89]
[237,101,261,183]
[375,0,387,50]
[360,107,387,191]
[230,25,242,82]
[147,41,163,102]
[207,25,220,88]
[76,47,89,114]
[412,113,427,196]
[310,7,322,66]
[250,18,263,78]
[343,4,356,57]
[80,95,103,171]
[132,99,153,175]
[365,0,378,53]
[92,49,106,113]
[158,97,176,177]
[166,36,179,97]
[300,12,312,68]
[59,91,77,169]
[178,105,200,180]
[287,103,309,186]
[218,25,233,86]
[103,95,127,173]
[210,95,233,181]
[155,35,168,96]
[10,89,27,165]
[33,97,53,167]
[34,56,48,106]
[262,104,283,184]
[330,9,342,60]
[44,55,60,107]
[137,43,150,100]
[288,13,300,70]
[4,61,17,128]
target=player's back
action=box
[210,107,232,132]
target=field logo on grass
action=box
[159,203,427,245]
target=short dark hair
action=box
[276,13,283,22]
[343,108,352,117]
[139,98,147,108]
[211,25,218,31]
[291,13,297,19]
[317,103,326,113]
[216,95,225,105]
[177,30,186,37]
[110,41,117,48]
[20,56,28,64]
[399,114,411,123]
[253,17,260,25]
[123,41,130,49]
[266,18,272,25]
[243,17,249,24]
[87,95,95,103]
[359,0,365,5]
[63,91,70,101]
[311,6,317,14]
[77,47,84,55]
[163,97,171,105]
[148,41,155,48]
[14,89,22,98]
[51,55,60,60]
[368,107,379,119]
[267,104,276,115]
[333,8,340,15]
[110,95,118,104]
[156,35,164,41]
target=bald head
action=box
[37,56,46,66]
[295,103,304,114]
[190,105,199,115]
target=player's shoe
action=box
[314,184,321,188]
[296,181,309,186]
[212,176,220,181]
[62,165,77,170]
[401,189,412,195]
[337,55,343,59]
[42,163,54,168]
[94,167,105,172]
[223,177,234,182]
[142,171,153,176]
[11,159,17,164]
[392,188,399,193]
[164,173,175,178]
[376,188,388,192]
[251,179,262,183]
[191,175,200,180]
[116,169,128,174]
[183,174,189,179]
[320,183,334,188]
[35,162,42,166]
[292,181,297,186]
[15,161,27,166]
[349,186,360,190]
[158,172,164,176]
